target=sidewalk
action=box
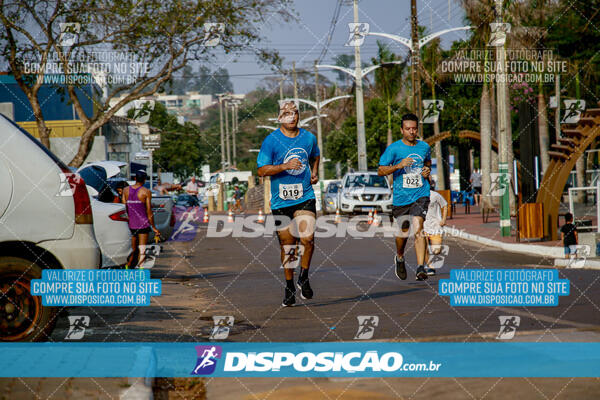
[444,204,600,269]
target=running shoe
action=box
[426,267,436,276]
[297,278,314,300]
[394,255,407,280]
[282,286,296,307]
[416,265,428,281]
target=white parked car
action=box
[338,171,393,216]
[0,114,100,341]
[78,162,131,268]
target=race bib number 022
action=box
[279,183,303,200]
[402,173,423,189]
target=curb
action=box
[443,226,564,259]
[553,258,600,269]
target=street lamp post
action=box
[352,0,367,170]
[315,62,404,170]
[494,0,511,237]
[217,93,227,169]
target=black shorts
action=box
[473,186,482,194]
[271,198,316,228]
[130,226,151,236]
[392,196,430,220]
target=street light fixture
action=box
[316,62,404,171]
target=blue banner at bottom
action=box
[1,342,599,378]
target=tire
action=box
[0,257,58,341]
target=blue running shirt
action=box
[378,139,431,206]
[257,128,320,210]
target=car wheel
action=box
[0,257,58,341]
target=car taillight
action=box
[170,210,175,226]
[109,210,129,222]
[61,168,93,224]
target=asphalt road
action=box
[9,222,599,399]
[49,224,600,343]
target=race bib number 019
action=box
[279,183,303,200]
[402,173,422,189]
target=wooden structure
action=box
[518,203,544,240]
[425,130,499,152]
[536,108,600,240]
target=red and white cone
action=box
[367,210,373,225]
[228,209,234,223]
[203,209,209,223]
[372,210,380,226]
[257,208,265,223]
[334,209,341,224]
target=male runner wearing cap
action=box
[123,171,160,268]
[257,100,320,306]
[378,113,432,281]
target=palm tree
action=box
[422,36,454,190]
[460,0,497,208]
[371,42,407,146]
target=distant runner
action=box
[378,113,432,281]
[123,170,160,268]
[257,100,320,306]
[423,179,449,276]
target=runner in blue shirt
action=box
[257,100,320,306]
[378,113,432,281]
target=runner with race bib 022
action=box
[378,113,432,281]
[257,99,320,307]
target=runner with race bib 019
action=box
[257,100,320,307]
[378,113,432,281]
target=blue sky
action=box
[212,0,469,93]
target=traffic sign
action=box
[142,134,161,149]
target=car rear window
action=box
[0,114,70,170]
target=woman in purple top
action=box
[123,170,159,268]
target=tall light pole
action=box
[365,23,470,178]
[494,0,511,237]
[224,98,231,171]
[352,0,367,170]
[315,62,403,170]
[217,94,226,169]
[230,99,241,168]
[410,0,422,137]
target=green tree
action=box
[327,97,407,170]
[0,0,292,166]
[371,42,407,146]
[150,102,218,179]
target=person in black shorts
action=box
[378,114,432,281]
[257,100,320,306]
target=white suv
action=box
[338,171,393,215]
[0,115,100,341]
